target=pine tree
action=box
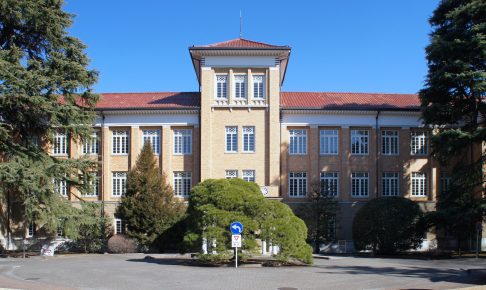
[116,143,186,250]
[0,0,99,240]
[419,0,486,250]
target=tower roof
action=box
[193,38,290,49]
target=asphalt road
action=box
[0,253,485,290]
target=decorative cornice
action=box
[281,109,421,116]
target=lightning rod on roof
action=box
[239,10,243,38]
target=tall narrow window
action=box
[215,75,228,99]
[351,130,369,155]
[225,126,238,153]
[320,129,339,155]
[252,75,265,99]
[82,132,99,155]
[84,173,99,197]
[289,172,307,197]
[114,218,125,235]
[225,170,238,179]
[234,75,247,99]
[243,170,255,182]
[320,172,339,196]
[112,129,129,155]
[243,126,255,152]
[173,172,192,197]
[27,223,35,238]
[411,131,428,155]
[382,130,399,155]
[440,172,452,195]
[411,172,427,196]
[53,131,68,155]
[112,172,127,196]
[143,129,161,154]
[173,129,192,155]
[382,172,399,196]
[53,177,67,196]
[351,172,369,197]
[289,129,307,155]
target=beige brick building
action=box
[30,38,480,249]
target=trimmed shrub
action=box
[107,235,137,253]
[352,197,425,254]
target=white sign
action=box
[232,234,242,248]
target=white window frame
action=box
[242,126,255,153]
[215,74,228,99]
[225,126,238,153]
[173,172,192,197]
[289,172,307,197]
[382,172,399,196]
[289,129,307,155]
[54,177,68,197]
[82,132,99,155]
[242,170,255,182]
[411,131,428,155]
[351,172,369,197]
[320,129,339,155]
[112,172,127,197]
[381,130,399,155]
[411,172,427,197]
[52,131,68,155]
[83,173,99,197]
[114,218,125,235]
[225,170,238,179]
[320,172,339,196]
[351,130,369,155]
[27,223,35,238]
[252,75,265,99]
[143,129,161,154]
[234,74,247,99]
[173,129,192,155]
[112,129,129,155]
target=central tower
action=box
[189,38,291,197]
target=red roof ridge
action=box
[100,91,198,95]
[195,37,288,48]
[282,91,418,96]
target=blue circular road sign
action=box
[230,221,243,235]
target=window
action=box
[53,131,68,155]
[253,75,265,99]
[243,126,255,152]
[112,172,127,196]
[289,129,307,155]
[215,75,228,99]
[234,75,247,99]
[114,218,125,235]
[440,172,452,195]
[351,172,369,197]
[320,129,339,155]
[82,132,99,155]
[112,129,129,155]
[84,173,99,197]
[382,130,399,155]
[382,172,399,196]
[57,225,64,237]
[27,223,35,238]
[351,130,369,155]
[242,170,255,182]
[289,172,307,197]
[53,178,68,196]
[173,129,192,155]
[143,129,160,154]
[320,172,339,196]
[411,131,428,155]
[411,172,427,196]
[225,170,238,179]
[174,172,192,197]
[225,126,238,153]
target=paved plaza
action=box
[0,253,484,290]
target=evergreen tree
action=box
[0,0,99,238]
[116,143,185,250]
[419,0,486,250]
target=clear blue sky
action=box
[64,0,439,94]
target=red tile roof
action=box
[95,92,200,110]
[281,92,420,110]
[196,38,288,49]
[92,91,419,111]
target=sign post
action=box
[476,221,482,259]
[230,222,243,268]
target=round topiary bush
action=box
[107,235,137,253]
[352,197,425,254]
